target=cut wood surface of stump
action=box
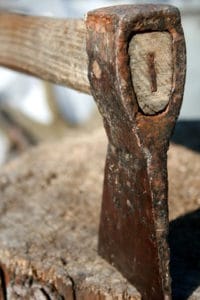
[0,127,199,299]
[0,129,140,300]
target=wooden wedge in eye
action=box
[129,32,173,115]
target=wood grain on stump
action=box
[0,128,199,299]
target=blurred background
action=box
[0,0,199,164]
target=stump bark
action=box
[0,127,200,299]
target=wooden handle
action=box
[0,12,174,115]
[129,32,173,115]
[0,13,90,94]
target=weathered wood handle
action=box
[0,12,173,116]
[0,13,89,93]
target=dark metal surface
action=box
[86,5,186,300]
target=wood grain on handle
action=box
[0,13,173,114]
[129,32,173,115]
[0,13,90,94]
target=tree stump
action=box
[0,127,200,299]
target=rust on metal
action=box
[86,4,186,300]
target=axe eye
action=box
[129,32,173,115]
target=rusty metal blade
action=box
[86,5,186,299]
